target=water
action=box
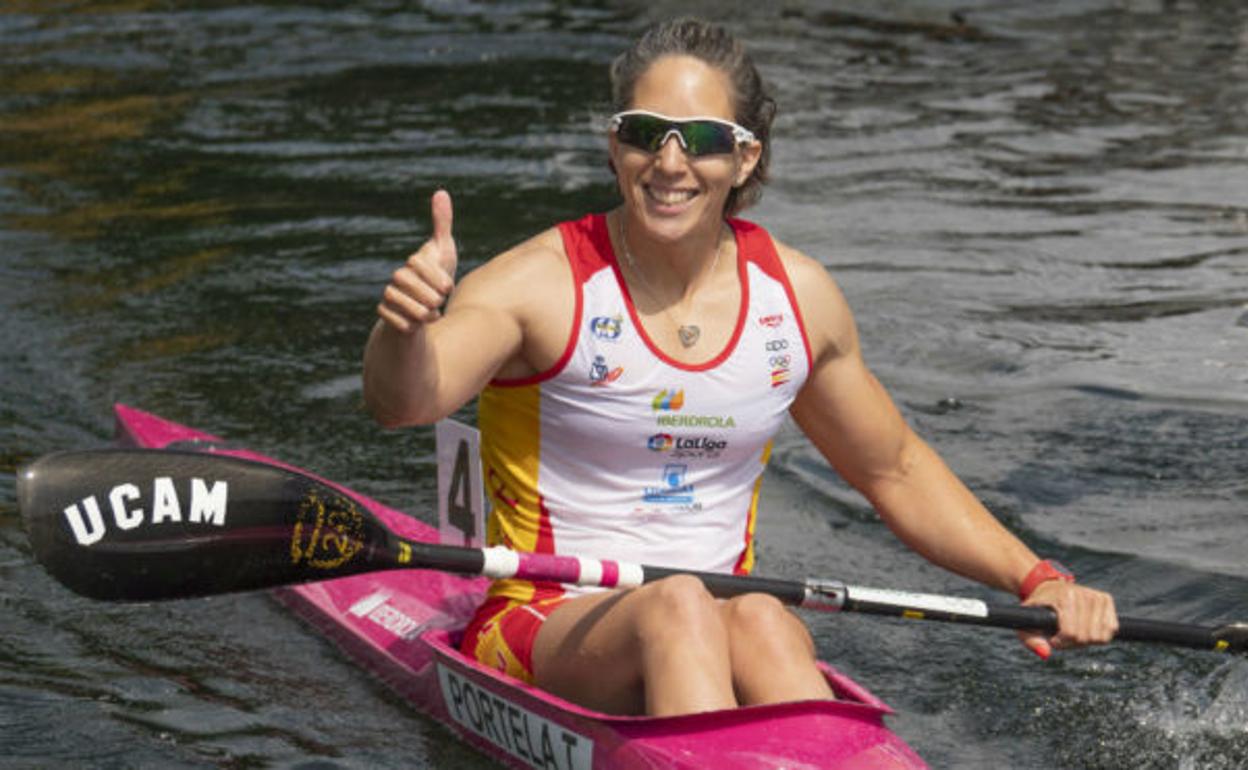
[2,1,1247,767]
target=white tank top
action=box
[478,213,812,603]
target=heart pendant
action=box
[677,325,701,347]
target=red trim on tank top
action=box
[730,218,815,372]
[486,220,592,388]
[607,217,750,373]
[485,214,811,385]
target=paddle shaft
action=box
[19,448,1247,656]
[404,539,1246,655]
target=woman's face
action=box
[609,55,761,246]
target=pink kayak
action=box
[113,403,927,769]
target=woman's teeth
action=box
[646,186,697,205]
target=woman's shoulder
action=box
[448,226,578,354]
[458,226,569,291]
[765,234,857,361]
[460,210,615,299]
[731,219,833,284]
[765,235,841,294]
[498,222,570,264]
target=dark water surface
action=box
[3,1,1247,768]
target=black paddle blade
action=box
[18,449,399,601]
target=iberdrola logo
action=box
[651,389,685,411]
[652,388,736,429]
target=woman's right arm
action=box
[362,190,537,427]
[363,300,522,427]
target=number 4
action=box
[447,440,475,542]
[436,420,487,547]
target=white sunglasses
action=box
[609,110,756,156]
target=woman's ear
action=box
[735,142,762,187]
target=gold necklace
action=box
[618,215,722,348]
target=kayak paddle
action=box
[17,448,1248,655]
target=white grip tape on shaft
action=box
[481,546,520,579]
[849,586,989,618]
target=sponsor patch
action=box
[655,414,736,429]
[589,354,623,387]
[589,314,623,341]
[651,388,685,411]
[764,337,795,389]
[647,433,674,452]
[643,463,696,504]
[646,433,728,458]
[348,591,427,640]
[651,389,736,428]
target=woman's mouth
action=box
[643,184,698,208]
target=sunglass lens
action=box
[618,114,668,152]
[682,121,735,155]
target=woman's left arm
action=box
[780,243,1118,656]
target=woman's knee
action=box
[634,574,723,641]
[723,593,816,656]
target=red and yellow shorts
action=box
[459,594,570,683]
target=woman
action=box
[363,18,1118,717]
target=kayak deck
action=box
[112,403,927,769]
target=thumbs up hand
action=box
[378,190,459,333]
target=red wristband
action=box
[1018,559,1075,601]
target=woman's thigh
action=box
[530,575,735,715]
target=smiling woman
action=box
[606,51,758,356]
[361,16,1118,719]
[607,21,775,219]
[4,0,1248,766]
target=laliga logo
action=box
[648,433,729,455]
[647,433,674,451]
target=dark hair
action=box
[609,18,776,216]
